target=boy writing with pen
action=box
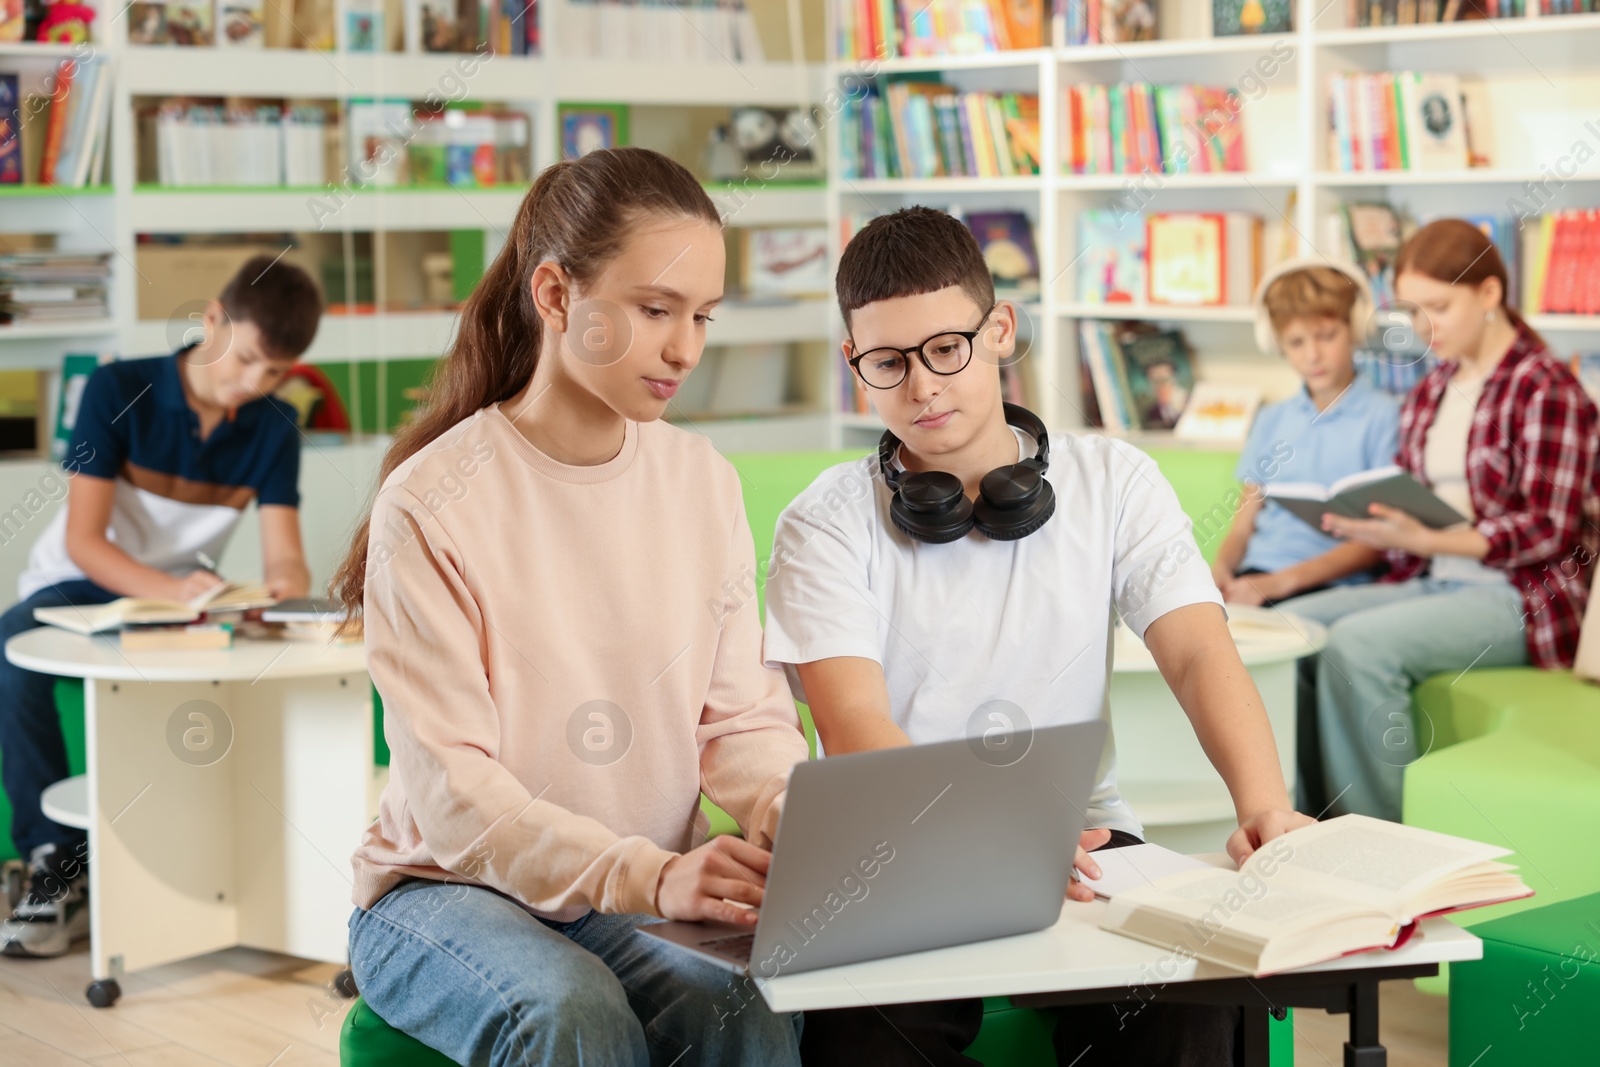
[0,256,322,958]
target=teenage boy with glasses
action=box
[762,207,1312,1067]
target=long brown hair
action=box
[331,147,721,632]
[1393,217,1545,350]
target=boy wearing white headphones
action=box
[1209,259,1401,608]
[762,207,1311,1067]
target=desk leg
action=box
[229,672,372,964]
[81,669,373,1004]
[1241,1006,1272,1067]
[1345,980,1385,1067]
[85,678,242,989]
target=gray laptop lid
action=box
[746,719,1108,979]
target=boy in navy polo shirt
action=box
[0,255,321,957]
[1208,259,1400,608]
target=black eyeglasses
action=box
[848,304,997,390]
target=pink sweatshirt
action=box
[350,402,808,919]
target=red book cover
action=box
[1068,86,1085,173]
[1584,211,1600,317]
[1383,73,1402,171]
[1546,213,1578,314]
[38,60,75,186]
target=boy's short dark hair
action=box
[835,207,995,332]
[219,255,324,358]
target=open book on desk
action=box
[1264,465,1467,532]
[33,581,276,636]
[1100,815,1533,976]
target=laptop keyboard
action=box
[700,932,756,962]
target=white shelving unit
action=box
[2,0,835,452]
[821,0,1600,449]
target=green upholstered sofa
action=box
[1446,891,1600,1066]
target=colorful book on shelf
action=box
[1146,212,1262,307]
[1062,82,1246,176]
[1055,0,1156,46]
[840,0,1044,59]
[841,84,1038,180]
[742,227,829,298]
[1119,329,1193,431]
[1077,320,1133,432]
[1528,209,1600,316]
[1347,0,1530,23]
[1077,209,1147,305]
[1101,815,1533,976]
[964,210,1040,297]
[1339,201,1404,309]
[1330,71,1475,172]
[219,0,265,45]
[129,0,214,44]
[1173,382,1262,442]
[1213,0,1292,34]
[0,74,17,186]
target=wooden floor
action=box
[1294,980,1451,1067]
[0,945,343,1066]
[0,944,1451,1066]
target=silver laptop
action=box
[638,720,1108,979]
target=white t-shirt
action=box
[761,428,1225,838]
[1423,375,1507,586]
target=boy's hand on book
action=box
[1227,809,1316,867]
[174,570,226,602]
[1067,827,1113,903]
[1322,504,1430,555]
[656,836,770,926]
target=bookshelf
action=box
[2,0,834,454]
[823,0,1600,451]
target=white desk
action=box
[1111,605,1327,852]
[758,896,1478,1066]
[5,627,372,1007]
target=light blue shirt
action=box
[1235,377,1401,583]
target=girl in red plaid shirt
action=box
[1279,219,1600,822]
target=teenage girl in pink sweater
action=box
[334,147,809,1066]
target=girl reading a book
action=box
[1279,218,1600,823]
[334,147,806,1067]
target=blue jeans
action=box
[348,879,803,1067]
[0,579,118,859]
[1278,577,1527,822]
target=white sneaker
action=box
[0,843,89,958]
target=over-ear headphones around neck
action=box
[878,403,1055,544]
[1252,256,1376,357]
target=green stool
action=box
[341,995,453,1066]
[341,993,1292,1065]
[1448,892,1600,1066]
[338,993,1053,1066]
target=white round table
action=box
[6,627,372,1006]
[1109,604,1327,853]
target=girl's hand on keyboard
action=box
[655,836,771,925]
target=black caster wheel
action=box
[332,968,358,999]
[85,978,121,1008]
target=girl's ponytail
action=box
[333,148,720,629]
